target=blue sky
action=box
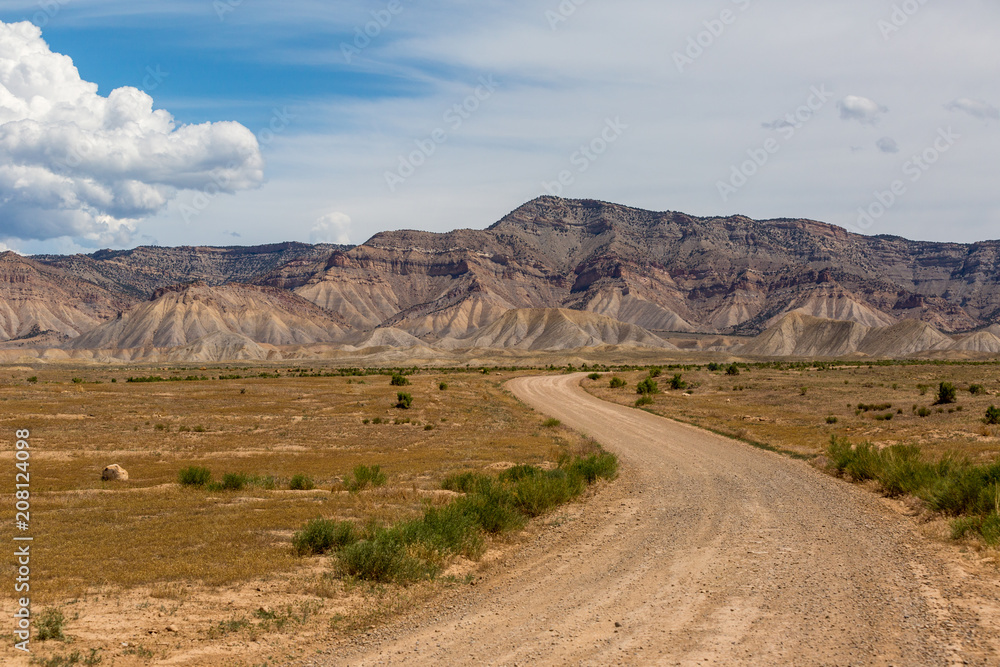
[0,0,998,255]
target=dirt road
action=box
[345,374,1000,665]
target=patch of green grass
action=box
[293,518,360,556]
[177,466,212,487]
[208,472,276,492]
[332,452,620,584]
[635,395,654,407]
[441,472,491,494]
[828,436,1000,544]
[345,464,387,493]
[289,474,315,491]
[542,418,561,428]
[563,451,619,484]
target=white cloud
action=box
[310,211,352,245]
[0,21,264,245]
[837,96,888,125]
[945,98,999,121]
[876,137,899,154]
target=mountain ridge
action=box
[4,197,998,359]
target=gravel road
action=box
[343,373,1000,666]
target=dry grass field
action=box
[0,363,600,666]
[587,361,1000,461]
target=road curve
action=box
[347,373,998,666]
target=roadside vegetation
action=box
[828,437,1000,545]
[292,452,618,584]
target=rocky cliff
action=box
[5,196,999,357]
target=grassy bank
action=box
[292,452,619,584]
[827,437,1000,545]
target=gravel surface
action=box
[334,373,1000,666]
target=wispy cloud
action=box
[946,98,999,121]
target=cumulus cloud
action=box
[0,21,264,245]
[310,212,352,245]
[837,95,888,125]
[876,137,899,154]
[945,98,999,121]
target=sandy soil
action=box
[336,373,1000,666]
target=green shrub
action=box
[395,392,413,409]
[36,608,66,641]
[564,451,619,484]
[449,482,525,535]
[398,504,484,562]
[826,416,838,424]
[336,529,428,584]
[635,395,654,407]
[390,372,410,386]
[346,464,387,492]
[438,381,449,391]
[293,518,359,556]
[707,362,722,372]
[220,472,248,491]
[936,382,957,405]
[648,366,662,378]
[499,464,543,483]
[587,373,602,381]
[289,474,315,491]
[726,364,741,376]
[970,384,987,396]
[511,470,584,517]
[178,466,212,487]
[27,376,38,384]
[636,377,659,395]
[542,418,561,428]
[917,407,932,418]
[858,403,892,412]
[668,374,687,391]
[917,383,930,396]
[441,472,492,494]
[984,405,1000,425]
[609,377,627,389]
